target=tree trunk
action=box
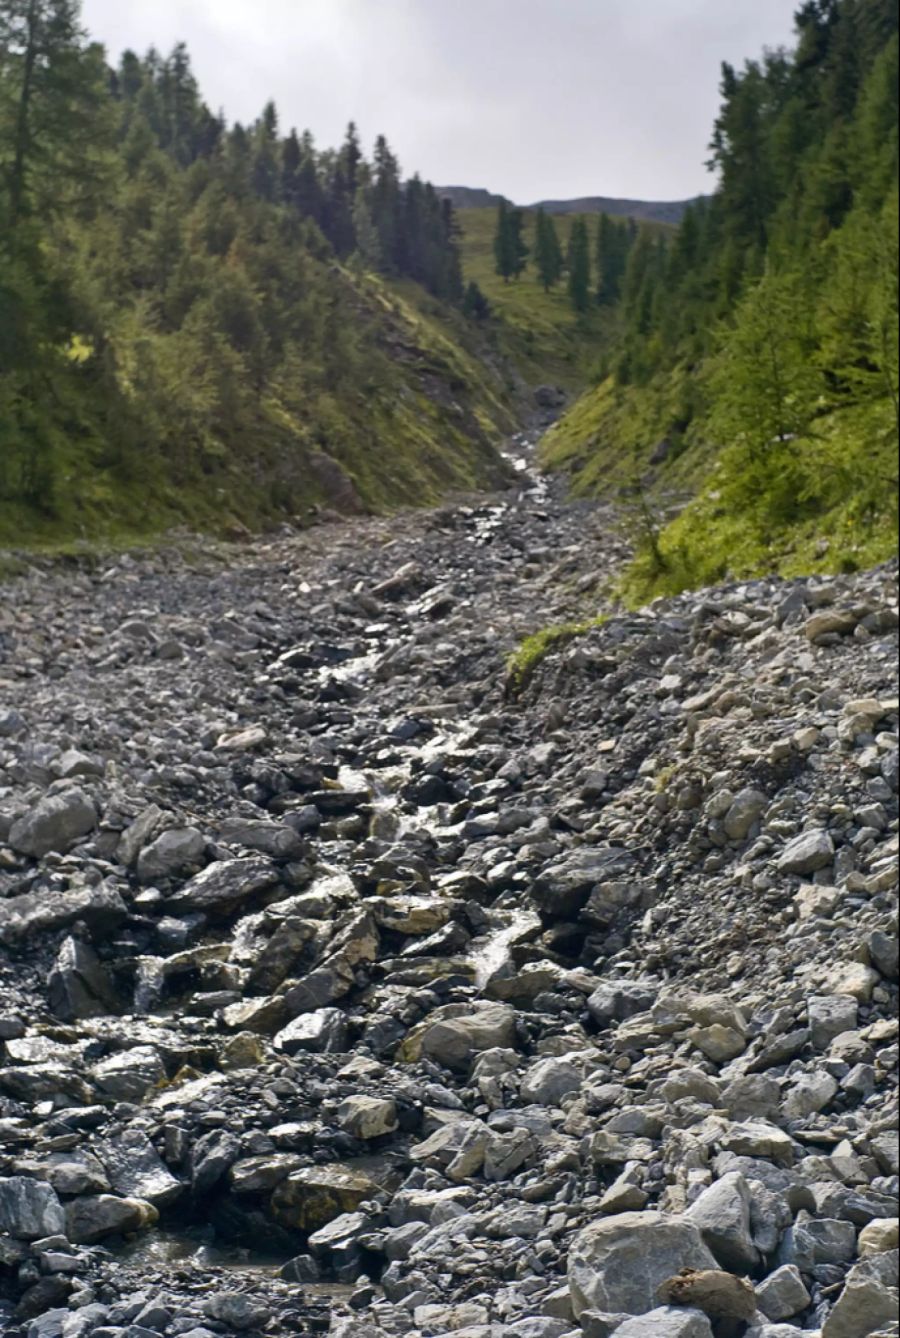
[10,0,40,228]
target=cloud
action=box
[81,0,800,200]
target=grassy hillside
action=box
[0,29,517,552]
[540,3,899,602]
[456,208,620,391]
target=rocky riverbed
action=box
[0,447,897,1338]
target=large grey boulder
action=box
[0,1177,65,1239]
[95,1130,183,1207]
[777,830,834,875]
[8,787,97,858]
[568,1212,720,1318]
[274,1008,348,1055]
[822,1253,899,1338]
[420,1004,517,1071]
[65,1194,158,1243]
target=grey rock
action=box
[9,787,97,857]
[0,1177,65,1239]
[0,882,127,946]
[777,830,834,875]
[274,1008,348,1055]
[136,827,205,883]
[163,856,279,913]
[808,996,858,1051]
[685,1171,759,1272]
[615,1309,713,1338]
[47,937,118,1021]
[756,1266,812,1322]
[65,1195,157,1243]
[568,1212,720,1318]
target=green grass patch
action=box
[506,615,608,696]
[457,208,619,390]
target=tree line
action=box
[0,1,474,515]
[493,198,639,315]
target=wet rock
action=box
[0,882,127,946]
[47,937,118,1020]
[164,856,279,913]
[274,1008,349,1054]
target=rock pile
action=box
[0,456,896,1338]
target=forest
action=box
[0,0,898,596]
[541,0,899,595]
[0,1,510,542]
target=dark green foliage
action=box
[0,10,496,535]
[566,217,592,314]
[595,213,632,304]
[463,280,491,321]
[534,207,563,291]
[545,0,899,599]
[493,199,529,282]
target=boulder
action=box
[756,1266,812,1322]
[274,1008,348,1055]
[47,937,118,1021]
[0,1178,65,1239]
[271,1164,379,1232]
[65,1195,158,1243]
[685,1172,759,1272]
[777,830,834,876]
[568,1212,720,1318]
[337,1095,398,1139]
[136,827,206,883]
[0,883,127,946]
[164,857,279,914]
[8,788,97,857]
[419,1004,517,1071]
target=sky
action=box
[80,0,801,204]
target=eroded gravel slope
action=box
[0,459,897,1338]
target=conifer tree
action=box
[534,207,563,291]
[567,216,591,312]
[0,0,111,229]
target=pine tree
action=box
[534,207,563,291]
[493,200,529,282]
[567,216,591,312]
[463,280,491,321]
[0,0,111,229]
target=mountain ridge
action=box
[439,184,703,224]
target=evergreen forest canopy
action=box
[0,0,508,540]
[541,0,899,595]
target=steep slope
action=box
[540,1,899,600]
[0,32,514,550]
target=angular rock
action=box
[9,788,97,857]
[65,1195,158,1244]
[685,1172,759,1272]
[568,1212,720,1318]
[163,857,279,913]
[0,1178,65,1240]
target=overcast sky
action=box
[80,0,800,203]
